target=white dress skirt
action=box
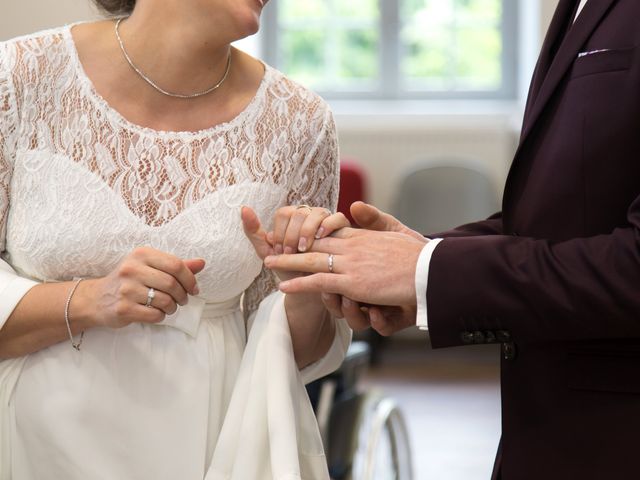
[1,293,350,480]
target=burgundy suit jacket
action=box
[426,1,640,478]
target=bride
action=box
[0,0,351,478]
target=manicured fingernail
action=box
[342,297,353,308]
[298,237,307,252]
[315,227,325,239]
[321,292,330,301]
[275,244,283,255]
[279,281,290,290]
[192,285,200,295]
[284,246,293,255]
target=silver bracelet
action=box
[64,278,85,351]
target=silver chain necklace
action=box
[114,18,232,99]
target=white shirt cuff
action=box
[415,238,443,331]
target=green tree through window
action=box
[262,0,516,99]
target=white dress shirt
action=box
[414,0,590,330]
[576,0,588,21]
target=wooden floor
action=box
[361,339,502,480]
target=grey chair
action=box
[393,159,500,235]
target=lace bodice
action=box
[0,26,339,312]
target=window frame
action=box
[260,0,519,100]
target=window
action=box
[261,0,518,99]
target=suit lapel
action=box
[518,0,618,147]
[522,0,579,128]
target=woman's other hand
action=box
[80,247,205,329]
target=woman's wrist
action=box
[284,292,336,368]
[68,278,103,331]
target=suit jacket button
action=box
[472,331,485,344]
[502,342,517,360]
[484,331,497,344]
[496,330,511,342]
[461,331,474,344]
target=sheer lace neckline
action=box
[63,24,272,139]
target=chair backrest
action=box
[338,159,368,224]
[393,159,500,235]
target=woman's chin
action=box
[236,12,261,38]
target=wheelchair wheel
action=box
[328,391,413,480]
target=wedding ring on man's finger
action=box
[327,254,335,273]
[145,287,155,308]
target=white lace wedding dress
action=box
[0,26,351,480]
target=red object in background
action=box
[338,159,368,224]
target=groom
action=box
[263,1,640,479]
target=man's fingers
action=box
[351,201,426,242]
[369,307,395,336]
[265,252,339,274]
[341,297,371,331]
[350,202,392,231]
[278,273,348,295]
[321,292,344,318]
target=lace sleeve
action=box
[242,107,340,320]
[0,42,18,254]
[0,41,38,328]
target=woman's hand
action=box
[79,247,205,329]
[268,205,350,255]
[241,205,350,280]
[241,205,349,369]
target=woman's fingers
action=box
[273,206,296,254]
[272,205,335,254]
[138,265,190,306]
[135,247,199,296]
[138,285,178,315]
[241,206,273,260]
[315,212,350,240]
[183,258,206,276]
[129,304,167,324]
[282,207,313,254]
[295,208,332,252]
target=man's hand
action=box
[315,202,427,334]
[350,201,426,242]
[320,293,417,336]
[265,227,426,306]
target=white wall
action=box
[1,0,100,41]
[1,0,559,214]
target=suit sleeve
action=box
[426,195,640,347]
[427,211,504,238]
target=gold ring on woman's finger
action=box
[145,287,155,307]
[327,254,335,273]
[296,204,313,213]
